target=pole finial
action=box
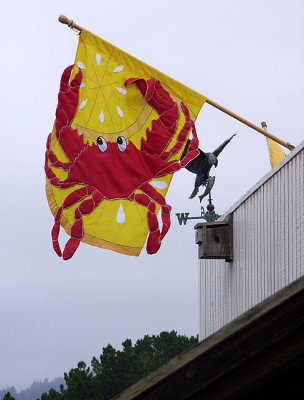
[58,15,82,32]
[58,15,68,25]
[261,121,267,129]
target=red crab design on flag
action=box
[45,65,200,260]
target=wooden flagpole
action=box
[58,15,295,151]
[206,98,295,151]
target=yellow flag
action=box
[45,29,206,259]
[267,138,286,168]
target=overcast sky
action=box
[1,0,303,391]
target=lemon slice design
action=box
[70,30,153,145]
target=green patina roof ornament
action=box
[201,192,221,222]
[181,133,236,202]
[176,192,220,225]
[176,134,236,226]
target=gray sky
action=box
[1,0,303,391]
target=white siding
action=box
[199,141,304,340]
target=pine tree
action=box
[2,392,16,400]
[36,331,198,400]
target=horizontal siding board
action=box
[199,143,304,340]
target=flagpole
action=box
[206,98,294,151]
[58,15,295,151]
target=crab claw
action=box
[124,77,156,101]
[125,77,178,128]
[56,65,83,132]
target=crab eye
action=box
[117,136,127,152]
[97,136,107,152]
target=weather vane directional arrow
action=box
[176,193,220,225]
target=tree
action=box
[40,388,63,400]
[91,341,142,399]
[2,392,16,400]
[91,331,198,399]
[36,331,198,400]
[62,361,97,400]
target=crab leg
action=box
[63,191,104,260]
[155,161,182,177]
[131,192,161,254]
[132,182,172,254]
[46,148,73,170]
[45,164,77,189]
[45,136,77,187]
[139,182,168,206]
[45,134,74,185]
[51,186,97,257]
[45,134,71,170]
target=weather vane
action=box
[176,192,221,225]
[176,133,236,225]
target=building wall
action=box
[199,141,304,340]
